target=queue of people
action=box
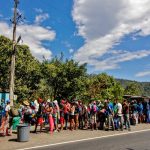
[0,98,150,136]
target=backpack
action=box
[10,107,19,117]
[91,104,97,113]
[137,103,143,113]
[78,105,82,112]
[133,104,138,112]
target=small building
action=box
[0,92,10,105]
[123,95,150,102]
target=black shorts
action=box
[70,115,74,120]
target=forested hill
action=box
[117,79,150,96]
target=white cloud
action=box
[72,0,150,70]
[34,8,43,13]
[69,48,74,53]
[35,13,49,24]
[136,70,150,77]
[92,50,150,71]
[0,21,56,60]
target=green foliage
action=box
[0,35,41,99]
[0,36,12,90]
[117,79,150,96]
[41,57,87,99]
[124,82,142,96]
[0,35,149,104]
[85,73,124,101]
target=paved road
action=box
[33,131,150,150]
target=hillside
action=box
[117,79,150,96]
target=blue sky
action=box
[0,0,150,82]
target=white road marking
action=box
[17,129,150,150]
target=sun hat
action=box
[23,100,30,106]
[53,100,58,104]
[47,99,50,103]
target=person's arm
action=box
[5,111,9,118]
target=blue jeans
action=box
[124,114,130,129]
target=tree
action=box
[41,57,87,99]
[0,36,41,100]
[0,36,12,91]
[124,82,142,96]
[85,73,124,101]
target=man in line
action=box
[122,100,131,131]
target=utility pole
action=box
[9,0,19,106]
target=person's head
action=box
[114,99,118,104]
[74,101,78,106]
[78,100,82,105]
[93,101,96,105]
[38,98,43,104]
[123,99,127,104]
[104,102,108,108]
[6,100,10,105]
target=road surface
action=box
[29,130,150,150]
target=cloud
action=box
[34,8,43,13]
[72,0,150,71]
[92,50,150,71]
[0,21,56,60]
[69,48,74,53]
[136,70,150,77]
[35,13,49,24]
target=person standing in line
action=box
[146,100,150,123]
[64,100,70,130]
[82,104,88,129]
[137,101,144,123]
[70,102,75,130]
[115,99,123,131]
[132,100,139,125]
[33,98,44,133]
[46,102,54,134]
[105,100,115,131]
[90,101,98,130]
[59,99,65,131]
[2,100,11,136]
[53,100,60,132]
[74,101,79,130]
[122,100,131,131]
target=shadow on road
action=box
[8,138,17,142]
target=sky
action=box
[0,0,150,82]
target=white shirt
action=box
[34,100,39,112]
[117,103,122,116]
[5,105,11,112]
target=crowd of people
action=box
[0,97,150,137]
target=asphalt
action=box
[33,131,150,150]
[1,124,150,150]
